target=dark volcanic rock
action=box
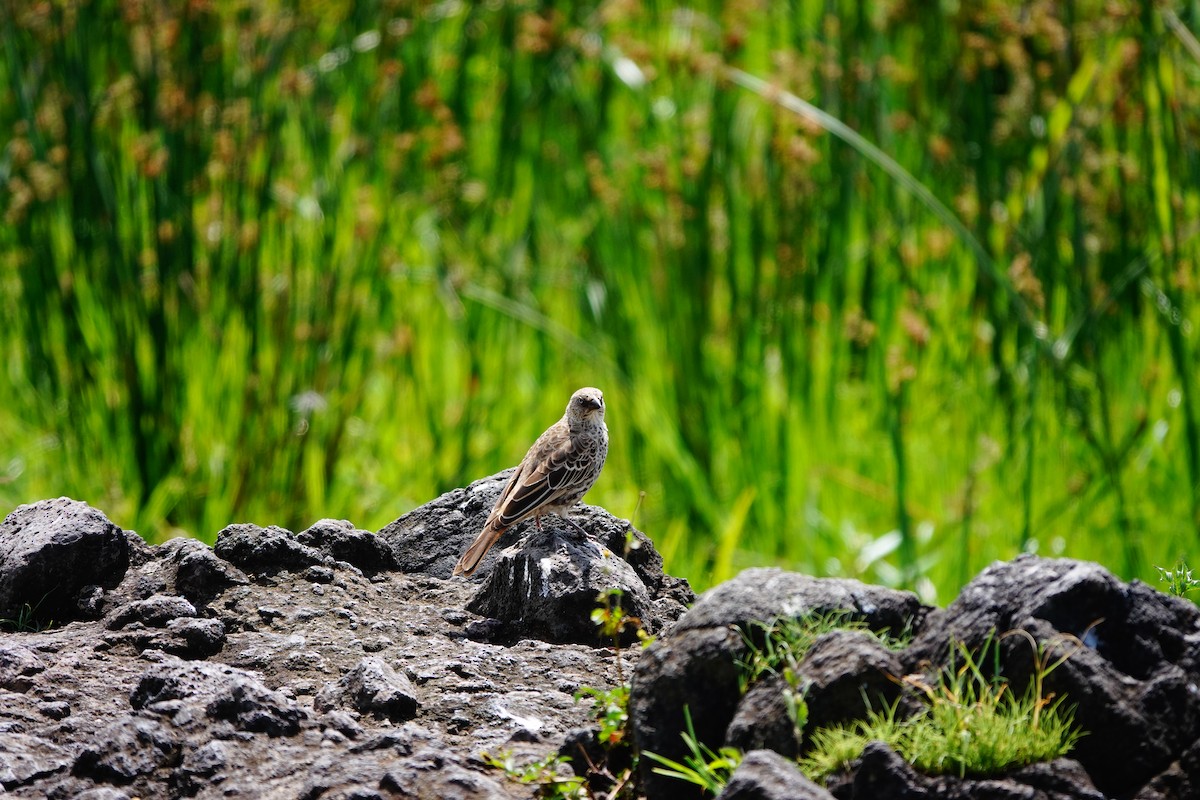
[105,593,198,630]
[906,555,1200,798]
[168,537,249,608]
[0,497,129,624]
[102,615,227,659]
[724,630,908,760]
[631,569,927,800]
[725,675,801,759]
[798,629,908,730]
[4,491,1193,800]
[634,557,1200,800]
[315,656,420,721]
[379,471,505,577]
[296,518,399,575]
[718,749,836,800]
[464,522,655,645]
[213,523,327,576]
[73,718,181,784]
[0,494,649,799]
[835,741,1106,800]
[674,568,926,635]
[131,657,306,736]
[0,642,46,691]
[383,470,694,645]
[0,733,73,790]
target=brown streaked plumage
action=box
[453,387,608,577]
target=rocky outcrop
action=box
[3,484,1200,800]
[380,469,692,645]
[633,556,1200,800]
[0,482,689,799]
[0,497,129,624]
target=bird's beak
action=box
[586,397,603,410]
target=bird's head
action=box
[567,387,605,424]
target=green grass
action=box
[799,634,1084,780]
[0,602,53,633]
[644,707,744,797]
[2,2,1199,600]
[737,612,911,692]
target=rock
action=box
[296,519,399,575]
[0,498,129,624]
[632,625,747,800]
[631,569,927,800]
[131,658,306,736]
[316,656,420,721]
[798,629,908,730]
[905,555,1200,798]
[72,717,180,783]
[464,523,655,645]
[676,568,927,635]
[102,615,227,659]
[836,741,1106,800]
[105,593,197,630]
[213,523,327,577]
[168,537,249,607]
[0,641,46,691]
[39,700,71,720]
[379,472,506,577]
[717,749,835,800]
[5,487,1192,800]
[725,675,802,759]
[725,630,907,761]
[0,733,72,790]
[75,788,134,800]
[384,470,692,646]
[163,617,227,658]
[1136,737,1200,800]
[558,725,635,795]
[0,491,649,799]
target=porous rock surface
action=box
[634,557,1200,800]
[4,483,1200,800]
[0,480,691,799]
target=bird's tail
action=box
[452,521,506,577]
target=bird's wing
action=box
[492,436,588,528]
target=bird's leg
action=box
[534,514,543,532]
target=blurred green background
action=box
[2,0,1198,601]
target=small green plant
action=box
[799,633,1085,780]
[643,707,743,796]
[737,612,911,691]
[732,612,911,755]
[481,750,587,800]
[591,587,653,684]
[0,598,53,632]
[1155,560,1200,597]
[575,684,631,748]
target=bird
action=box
[452,387,609,577]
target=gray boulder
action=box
[905,555,1200,798]
[130,657,306,736]
[315,656,420,721]
[718,749,836,800]
[0,497,129,624]
[383,470,693,645]
[631,568,926,800]
[832,742,1105,800]
[296,518,400,575]
[213,523,328,576]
